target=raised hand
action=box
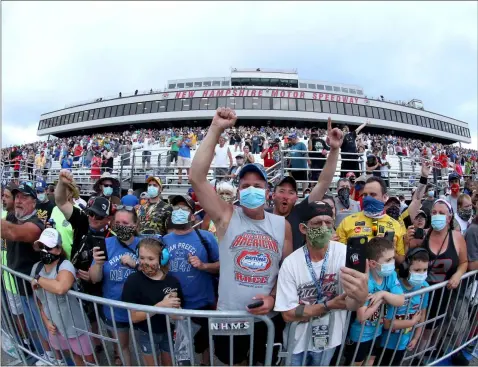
[421,159,431,178]
[325,117,344,150]
[59,169,74,184]
[212,107,237,131]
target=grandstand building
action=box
[37,68,471,145]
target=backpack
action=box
[34,258,65,279]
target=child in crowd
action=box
[376,248,429,366]
[122,236,183,367]
[344,237,405,366]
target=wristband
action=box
[34,274,41,281]
[323,300,331,313]
[419,176,428,185]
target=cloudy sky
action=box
[2,1,477,148]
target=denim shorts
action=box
[135,328,171,354]
[291,347,336,366]
[102,315,130,332]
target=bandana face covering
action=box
[305,225,333,249]
[337,187,350,209]
[363,196,385,219]
[386,205,401,220]
[458,208,472,221]
[139,262,159,277]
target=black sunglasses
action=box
[102,184,113,188]
[87,211,106,220]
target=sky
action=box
[2,1,477,149]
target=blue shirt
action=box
[289,142,308,168]
[92,236,140,322]
[121,194,139,207]
[179,139,191,158]
[349,271,404,343]
[381,279,429,350]
[162,230,219,309]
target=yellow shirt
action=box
[190,133,197,145]
[336,211,405,256]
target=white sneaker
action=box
[35,351,56,366]
[54,360,67,366]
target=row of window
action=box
[38,97,471,138]
[298,83,363,95]
[169,80,230,89]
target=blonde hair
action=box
[138,237,169,274]
[458,193,471,209]
[216,181,237,197]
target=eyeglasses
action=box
[116,205,135,212]
[87,211,106,220]
[172,205,192,212]
[102,184,113,188]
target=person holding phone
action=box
[275,201,369,366]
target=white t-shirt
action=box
[274,241,347,354]
[214,144,230,167]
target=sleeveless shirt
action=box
[217,207,285,314]
[423,229,459,284]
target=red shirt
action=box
[262,148,276,168]
[439,154,448,168]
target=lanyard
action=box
[303,246,329,302]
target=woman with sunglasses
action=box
[122,236,183,366]
[89,206,141,366]
[30,228,94,366]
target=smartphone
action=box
[91,235,108,261]
[346,236,368,273]
[384,231,395,243]
[414,228,424,239]
[247,300,264,309]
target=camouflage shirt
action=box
[136,199,173,236]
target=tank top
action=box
[423,229,459,284]
[214,145,229,167]
[454,213,470,235]
[217,207,285,316]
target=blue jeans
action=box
[291,347,336,366]
[20,295,48,353]
[135,328,171,354]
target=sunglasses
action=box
[116,205,135,212]
[102,184,113,188]
[87,211,106,220]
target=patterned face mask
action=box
[139,262,159,277]
[337,187,350,209]
[112,224,136,242]
[458,208,472,221]
[304,225,333,249]
[219,193,235,204]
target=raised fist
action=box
[59,169,74,184]
[212,107,237,130]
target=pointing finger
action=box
[327,117,332,132]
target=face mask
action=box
[458,208,473,221]
[408,271,428,287]
[431,214,447,231]
[337,187,350,209]
[377,260,395,277]
[363,196,385,218]
[147,185,159,198]
[219,193,235,204]
[171,208,190,224]
[305,225,333,249]
[37,193,46,202]
[113,224,136,242]
[15,209,36,222]
[386,205,401,220]
[40,249,61,265]
[239,187,266,209]
[428,191,435,198]
[139,262,160,277]
[103,186,113,196]
[450,183,460,194]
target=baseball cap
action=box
[170,195,196,212]
[288,132,298,139]
[448,172,460,181]
[86,196,111,217]
[416,210,428,219]
[238,163,268,182]
[34,228,62,251]
[146,176,162,188]
[275,176,297,192]
[12,182,37,200]
[355,175,367,184]
[35,181,47,193]
[235,154,244,159]
[300,201,334,223]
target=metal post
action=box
[119,155,124,192]
[130,150,136,190]
[399,156,403,179]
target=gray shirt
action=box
[465,223,478,262]
[31,260,89,338]
[334,197,361,228]
[217,207,285,315]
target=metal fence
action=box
[2,263,477,366]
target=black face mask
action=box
[337,187,351,209]
[40,250,61,265]
[386,206,401,220]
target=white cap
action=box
[34,228,62,251]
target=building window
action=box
[130,103,137,115]
[365,106,373,118]
[177,83,184,89]
[305,100,313,112]
[399,112,406,123]
[168,84,176,89]
[217,97,227,108]
[98,108,105,119]
[349,89,356,94]
[194,82,202,88]
[109,105,117,117]
[308,84,316,89]
[208,97,217,110]
[226,97,236,109]
[372,107,379,119]
[191,98,200,110]
[345,104,353,116]
[73,112,79,123]
[144,101,152,113]
[166,99,174,112]
[341,87,349,93]
[117,105,125,116]
[105,106,112,118]
[313,100,322,112]
[384,109,391,121]
[321,101,330,113]
[288,99,296,111]
[378,108,385,120]
[272,98,281,110]
[395,111,402,123]
[235,97,244,109]
[359,105,366,117]
[182,99,191,111]
[203,81,211,87]
[150,101,159,113]
[159,100,167,111]
[298,99,306,111]
[212,81,221,87]
[186,82,193,88]
[222,81,230,86]
[252,97,261,110]
[329,101,338,114]
[352,104,360,116]
[245,97,253,109]
[411,114,417,125]
[317,85,325,90]
[93,109,99,119]
[333,86,340,92]
[175,99,182,111]
[325,85,333,91]
[135,102,144,114]
[261,97,270,110]
[123,104,131,116]
[299,83,307,88]
[405,113,412,124]
[356,90,364,95]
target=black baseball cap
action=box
[12,182,37,200]
[170,195,196,212]
[416,209,428,219]
[87,197,111,217]
[300,201,334,223]
[274,176,297,192]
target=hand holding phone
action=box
[346,236,368,273]
[247,300,264,309]
[414,228,424,239]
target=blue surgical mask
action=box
[171,209,190,224]
[103,186,113,196]
[428,191,434,197]
[377,261,395,278]
[363,196,385,218]
[408,271,428,287]
[239,187,266,209]
[147,185,159,198]
[37,193,46,202]
[431,214,447,231]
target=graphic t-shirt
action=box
[36,200,55,223]
[92,236,140,322]
[179,139,191,158]
[274,242,347,353]
[381,279,429,351]
[163,230,219,309]
[122,271,183,334]
[349,271,404,342]
[341,131,357,154]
